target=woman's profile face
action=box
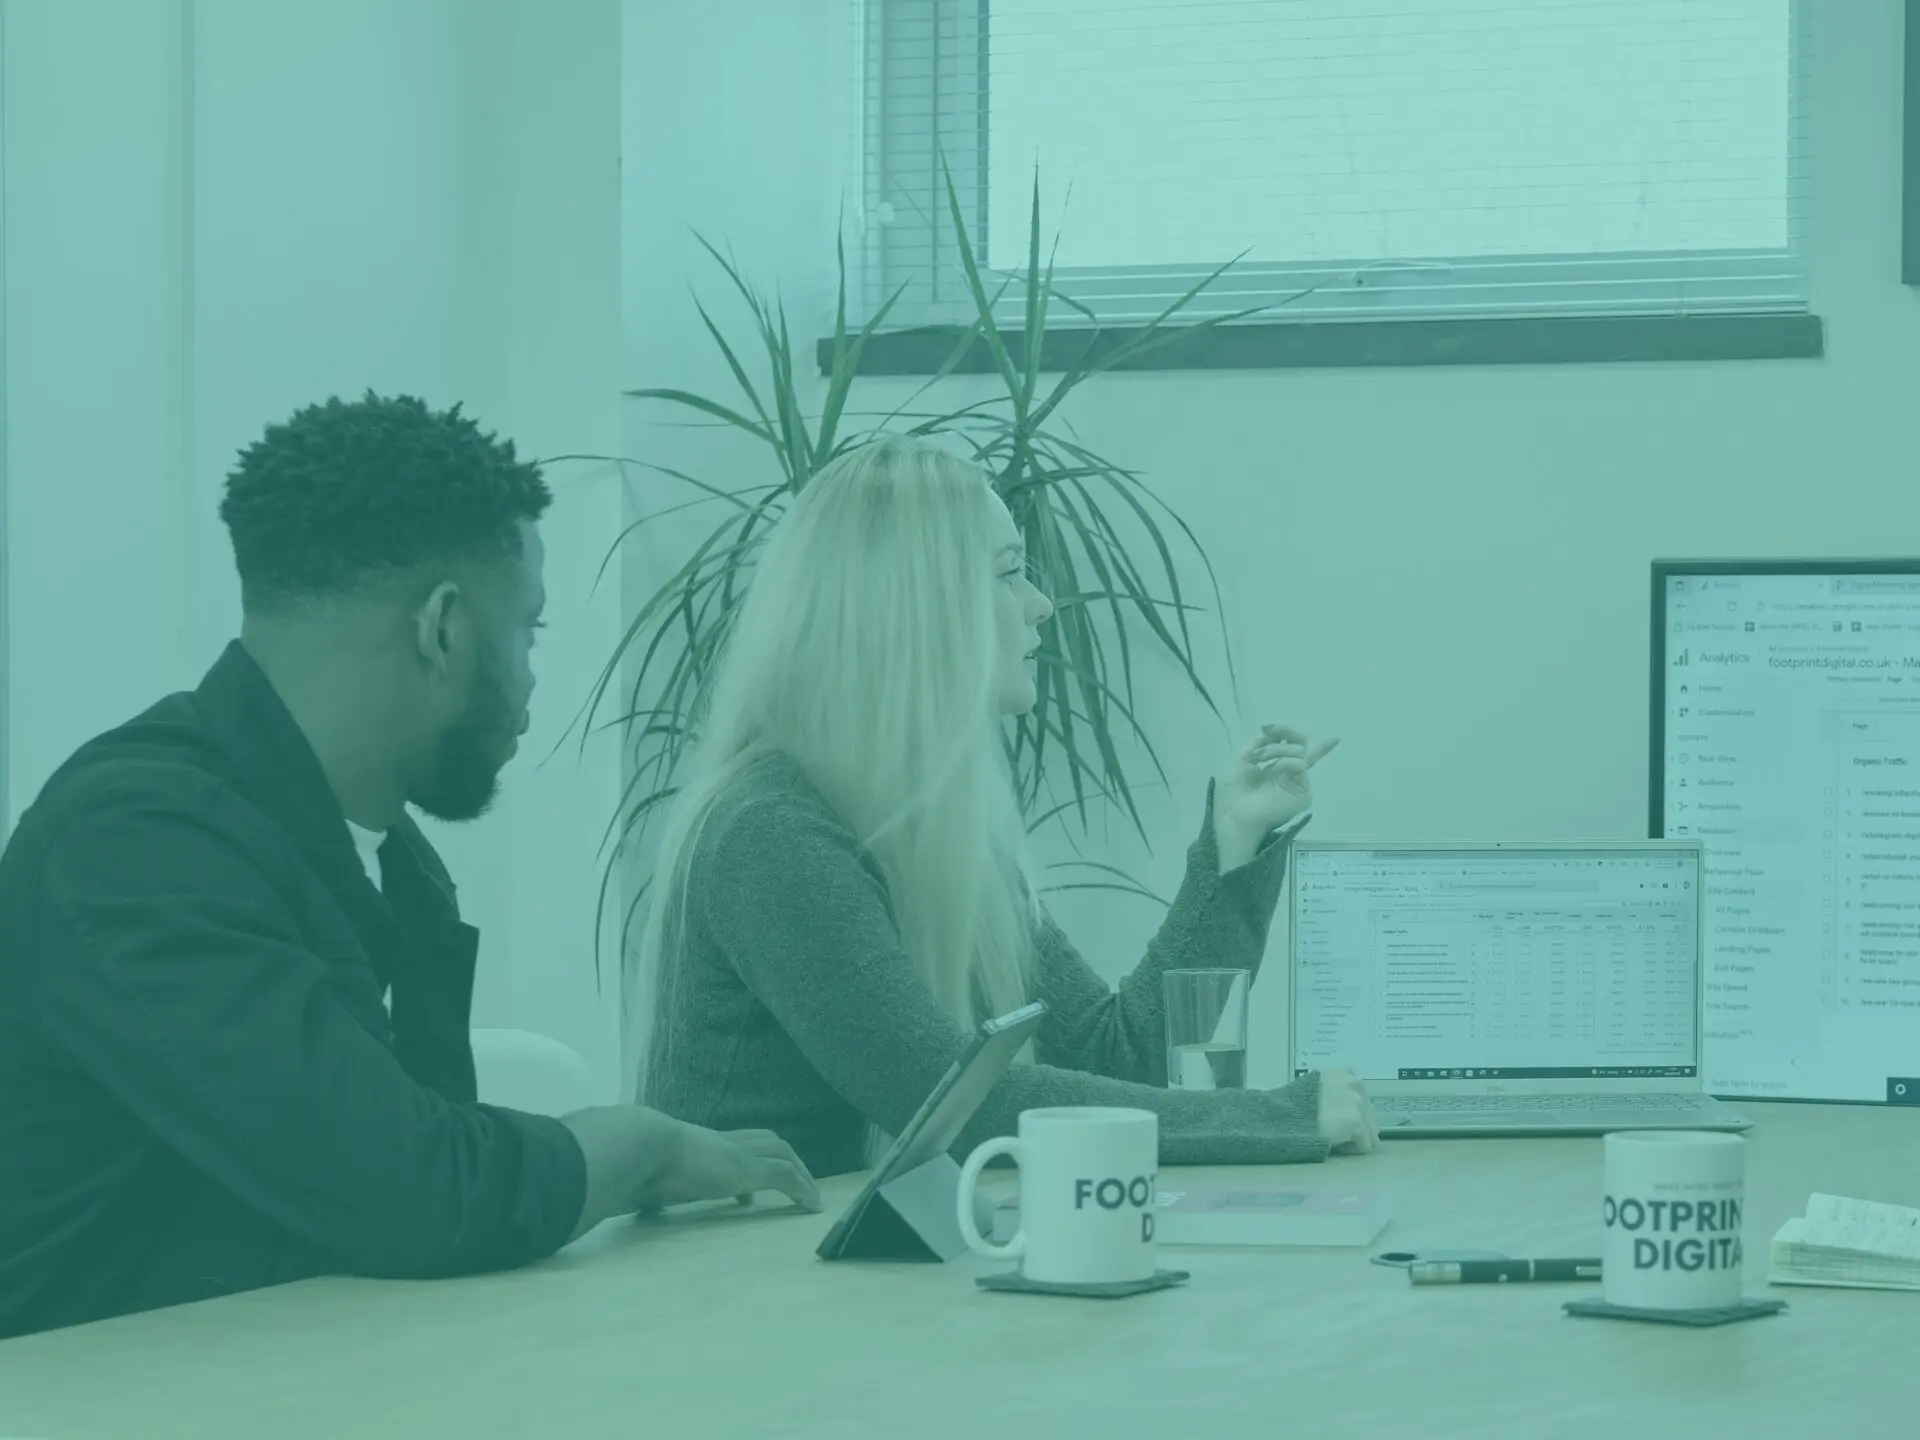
[986,491,1054,714]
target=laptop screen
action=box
[1292,844,1702,1082]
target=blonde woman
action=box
[629,437,1377,1178]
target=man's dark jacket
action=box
[0,641,587,1338]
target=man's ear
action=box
[413,582,462,678]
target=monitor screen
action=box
[1292,845,1700,1081]
[1652,561,1920,1105]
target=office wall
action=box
[615,0,863,1084]
[2,0,627,1093]
[619,0,1920,1086]
[9,0,1904,1101]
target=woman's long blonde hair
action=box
[625,437,1039,1100]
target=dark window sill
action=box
[820,313,1824,378]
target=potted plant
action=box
[578,171,1311,967]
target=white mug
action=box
[955,1107,1159,1285]
[1602,1130,1747,1310]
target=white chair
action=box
[469,1028,600,1117]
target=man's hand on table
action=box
[559,1105,824,1242]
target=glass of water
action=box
[1164,968,1250,1090]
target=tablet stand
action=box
[813,1000,1048,1264]
[824,1153,970,1261]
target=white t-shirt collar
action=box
[346,821,387,890]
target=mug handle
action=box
[955,1136,1024,1261]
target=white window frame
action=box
[856,0,1809,330]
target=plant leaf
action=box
[1018,169,1050,415]
[942,158,1023,402]
[1036,879,1169,905]
[623,388,779,448]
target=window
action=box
[859,0,1806,329]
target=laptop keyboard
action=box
[1373,1092,1710,1116]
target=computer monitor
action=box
[1651,559,1920,1106]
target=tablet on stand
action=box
[816,1001,1048,1262]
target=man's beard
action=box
[412,649,518,823]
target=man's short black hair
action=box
[219,391,552,612]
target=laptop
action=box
[1287,839,1749,1137]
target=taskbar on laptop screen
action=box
[1294,1065,1699,1081]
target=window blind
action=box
[859,0,1806,327]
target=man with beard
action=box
[0,393,818,1338]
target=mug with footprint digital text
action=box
[955,1107,1159,1285]
[1602,1129,1748,1311]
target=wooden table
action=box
[3,1103,1915,1439]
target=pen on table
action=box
[1409,1258,1601,1285]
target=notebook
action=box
[992,1186,1391,1247]
[1768,1193,1920,1292]
[1288,840,1750,1137]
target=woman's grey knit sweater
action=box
[641,751,1329,1178]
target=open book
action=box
[1768,1193,1920,1292]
